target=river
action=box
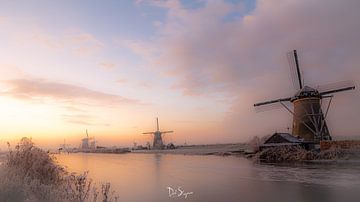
[55,153,360,202]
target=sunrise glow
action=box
[0,0,358,150]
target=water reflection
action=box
[55,153,360,202]
[154,154,162,181]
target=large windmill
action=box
[143,118,173,149]
[254,50,355,143]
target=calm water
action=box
[55,153,360,202]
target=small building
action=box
[260,132,304,150]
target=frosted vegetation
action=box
[254,145,344,163]
[253,145,360,163]
[0,137,118,202]
[248,136,360,163]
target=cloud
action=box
[63,106,86,113]
[116,78,127,84]
[132,0,360,140]
[61,114,95,125]
[28,30,103,56]
[61,113,110,126]
[137,81,152,89]
[2,21,105,56]
[1,79,140,106]
[64,31,104,56]
[99,62,116,70]
[0,64,25,80]
[116,39,158,61]
[134,0,360,95]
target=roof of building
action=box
[278,133,303,143]
[260,143,301,147]
[264,132,304,144]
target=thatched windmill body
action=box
[254,50,355,143]
[143,118,173,149]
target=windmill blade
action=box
[254,97,292,107]
[161,131,173,133]
[318,80,355,96]
[142,132,154,134]
[254,97,292,113]
[156,117,159,131]
[320,86,355,96]
[254,101,287,113]
[287,51,300,90]
[287,50,303,90]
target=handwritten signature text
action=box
[166,186,194,199]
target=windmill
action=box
[254,50,355,143]
[142,118,173,149]
[81,129,96,150]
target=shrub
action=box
[0,137,118,202]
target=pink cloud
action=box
[116,39,158,61]
[5,23,105,56]
[1,78,140,106]
[131,0,360,96]
[132,0,360,140]
[116,78,127,84]
[64,32,104,55]
[99,62,116,70]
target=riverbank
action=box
[131,143,246,155]
[252,145,360,163]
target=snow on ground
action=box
[131,143,246,155]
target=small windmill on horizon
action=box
[142,117,173,149]
[81,129,96,150]
[254,50,355,143]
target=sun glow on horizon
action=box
[0,0,360,149]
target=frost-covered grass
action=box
[253,145,360,163]
[0,137,118,202]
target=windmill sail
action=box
[293,50,303,89]
[254,97,292,107]
[254,101,290,113]
[318,80,355,96]
[287,50,303,90]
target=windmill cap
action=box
[292,86,320,100]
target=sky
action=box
[0,0,359,149]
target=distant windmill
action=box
[254,50,355,143]
[142,118,173,149]
[81,129,96,150]
[81,130,89,150]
